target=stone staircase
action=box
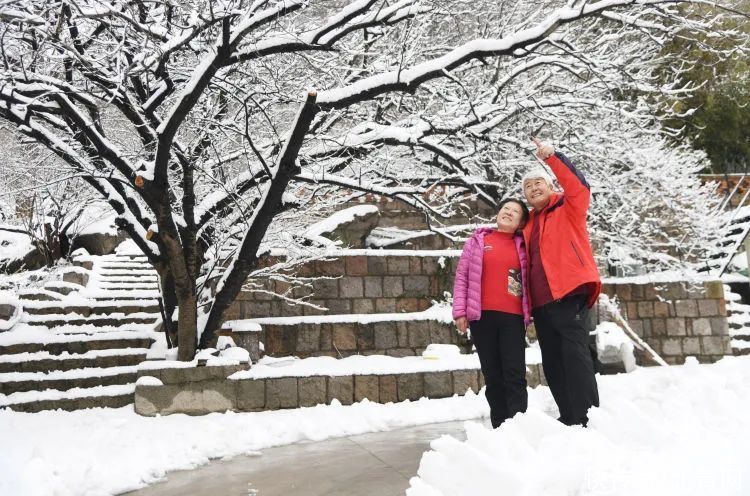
[724,284,750,356]
[0,246,162,412]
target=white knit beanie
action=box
[521,168,554,188]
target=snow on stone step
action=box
[0,365,138,395]
[0,347,149,374]
[22,311,160,328]
[0,328,156,355]
[0,383,135,412]
[21,300,160,316]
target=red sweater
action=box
[481,231,523,315]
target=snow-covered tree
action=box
[0,0,746,359]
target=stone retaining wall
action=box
[598,280,731,365]
[245,319,471,358]
[135,362,547,416]
[227,254,460,321]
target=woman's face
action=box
[496,202,524,232]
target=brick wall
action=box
[598,280,731,365]
[227,254,460,321]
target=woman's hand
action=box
[455,317,469,334]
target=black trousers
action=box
[533,294,600,426]
[470,311,528,428]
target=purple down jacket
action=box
[452,227,531,326]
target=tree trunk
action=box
[155,263,179,347]
[176,290,198,361]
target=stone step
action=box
[22,302,161,316]
[23,313,160,328]
[0,348,149,373]
[0,383,135,412]
[93,283,160,291]
[0,366,137,395]
[0,334,155,356]
[17,289,65,302]
[224,309,470,359]
[90,295,161,303]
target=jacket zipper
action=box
[570,241,584,267]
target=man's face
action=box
[523,177,552,210]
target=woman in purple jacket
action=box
[453,199,531,428]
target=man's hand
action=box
[455,317,468,334]
[532,137,555,160]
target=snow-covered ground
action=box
[1,356,749,496]
[408,356,750,496]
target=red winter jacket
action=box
[522,152,601,309]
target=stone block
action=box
[159,367,186,385]
[352,299,375,314]
[373,322,398,349]
[653,302,671,318]
[315,260,345,276]
[396,322,409,347]
[345,256,368,276]
[319,326,333,351]
[396,298,420,313]
[662,282,687,300]
[661,338,682,356]
[134,385,179,416]
[625,303,638,320]
[298,376,327,407]
[315,278,339,299]
[266,377,298,409]
[424,372,452,398]
[452,370,479,395]
[666,318,687,337]
[296,325,321,353]
[682,337,701,355]
[379,375,398,403]
[701,336,730,355]
[718,299,727,317]
[202,381,237,413]
[375,298,397,313]
[332,324,358,351]
[710,317,729,336]
[429,325,453,345]
[403,276,430,296]
[616,284,632,301]
[651,318,666,337]
[339,277,364,298]
[408,322,430,348]
[637,302,654,318]
[382,277,404,297]
[236,379,265,410]
[328,376,354,405]
[674,300,699,318]
[386,348,416,357]
[367,257,388,275]
[325,298,352,314]
[525,365,540,388]
[704,281,724,300]
[691,318,712,336]
[397,373,424,401]
[357,324,375,350]
[387,257,411,275]
[698,299,719,317]
[628,319,644,336]
[421,257,439,275]
[630,284,645,300]
[354,375,380,402]
[409,257,422,274]
[364,277,383,298]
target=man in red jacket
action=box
[523,137,601,426]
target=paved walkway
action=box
[127,419,489,496]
